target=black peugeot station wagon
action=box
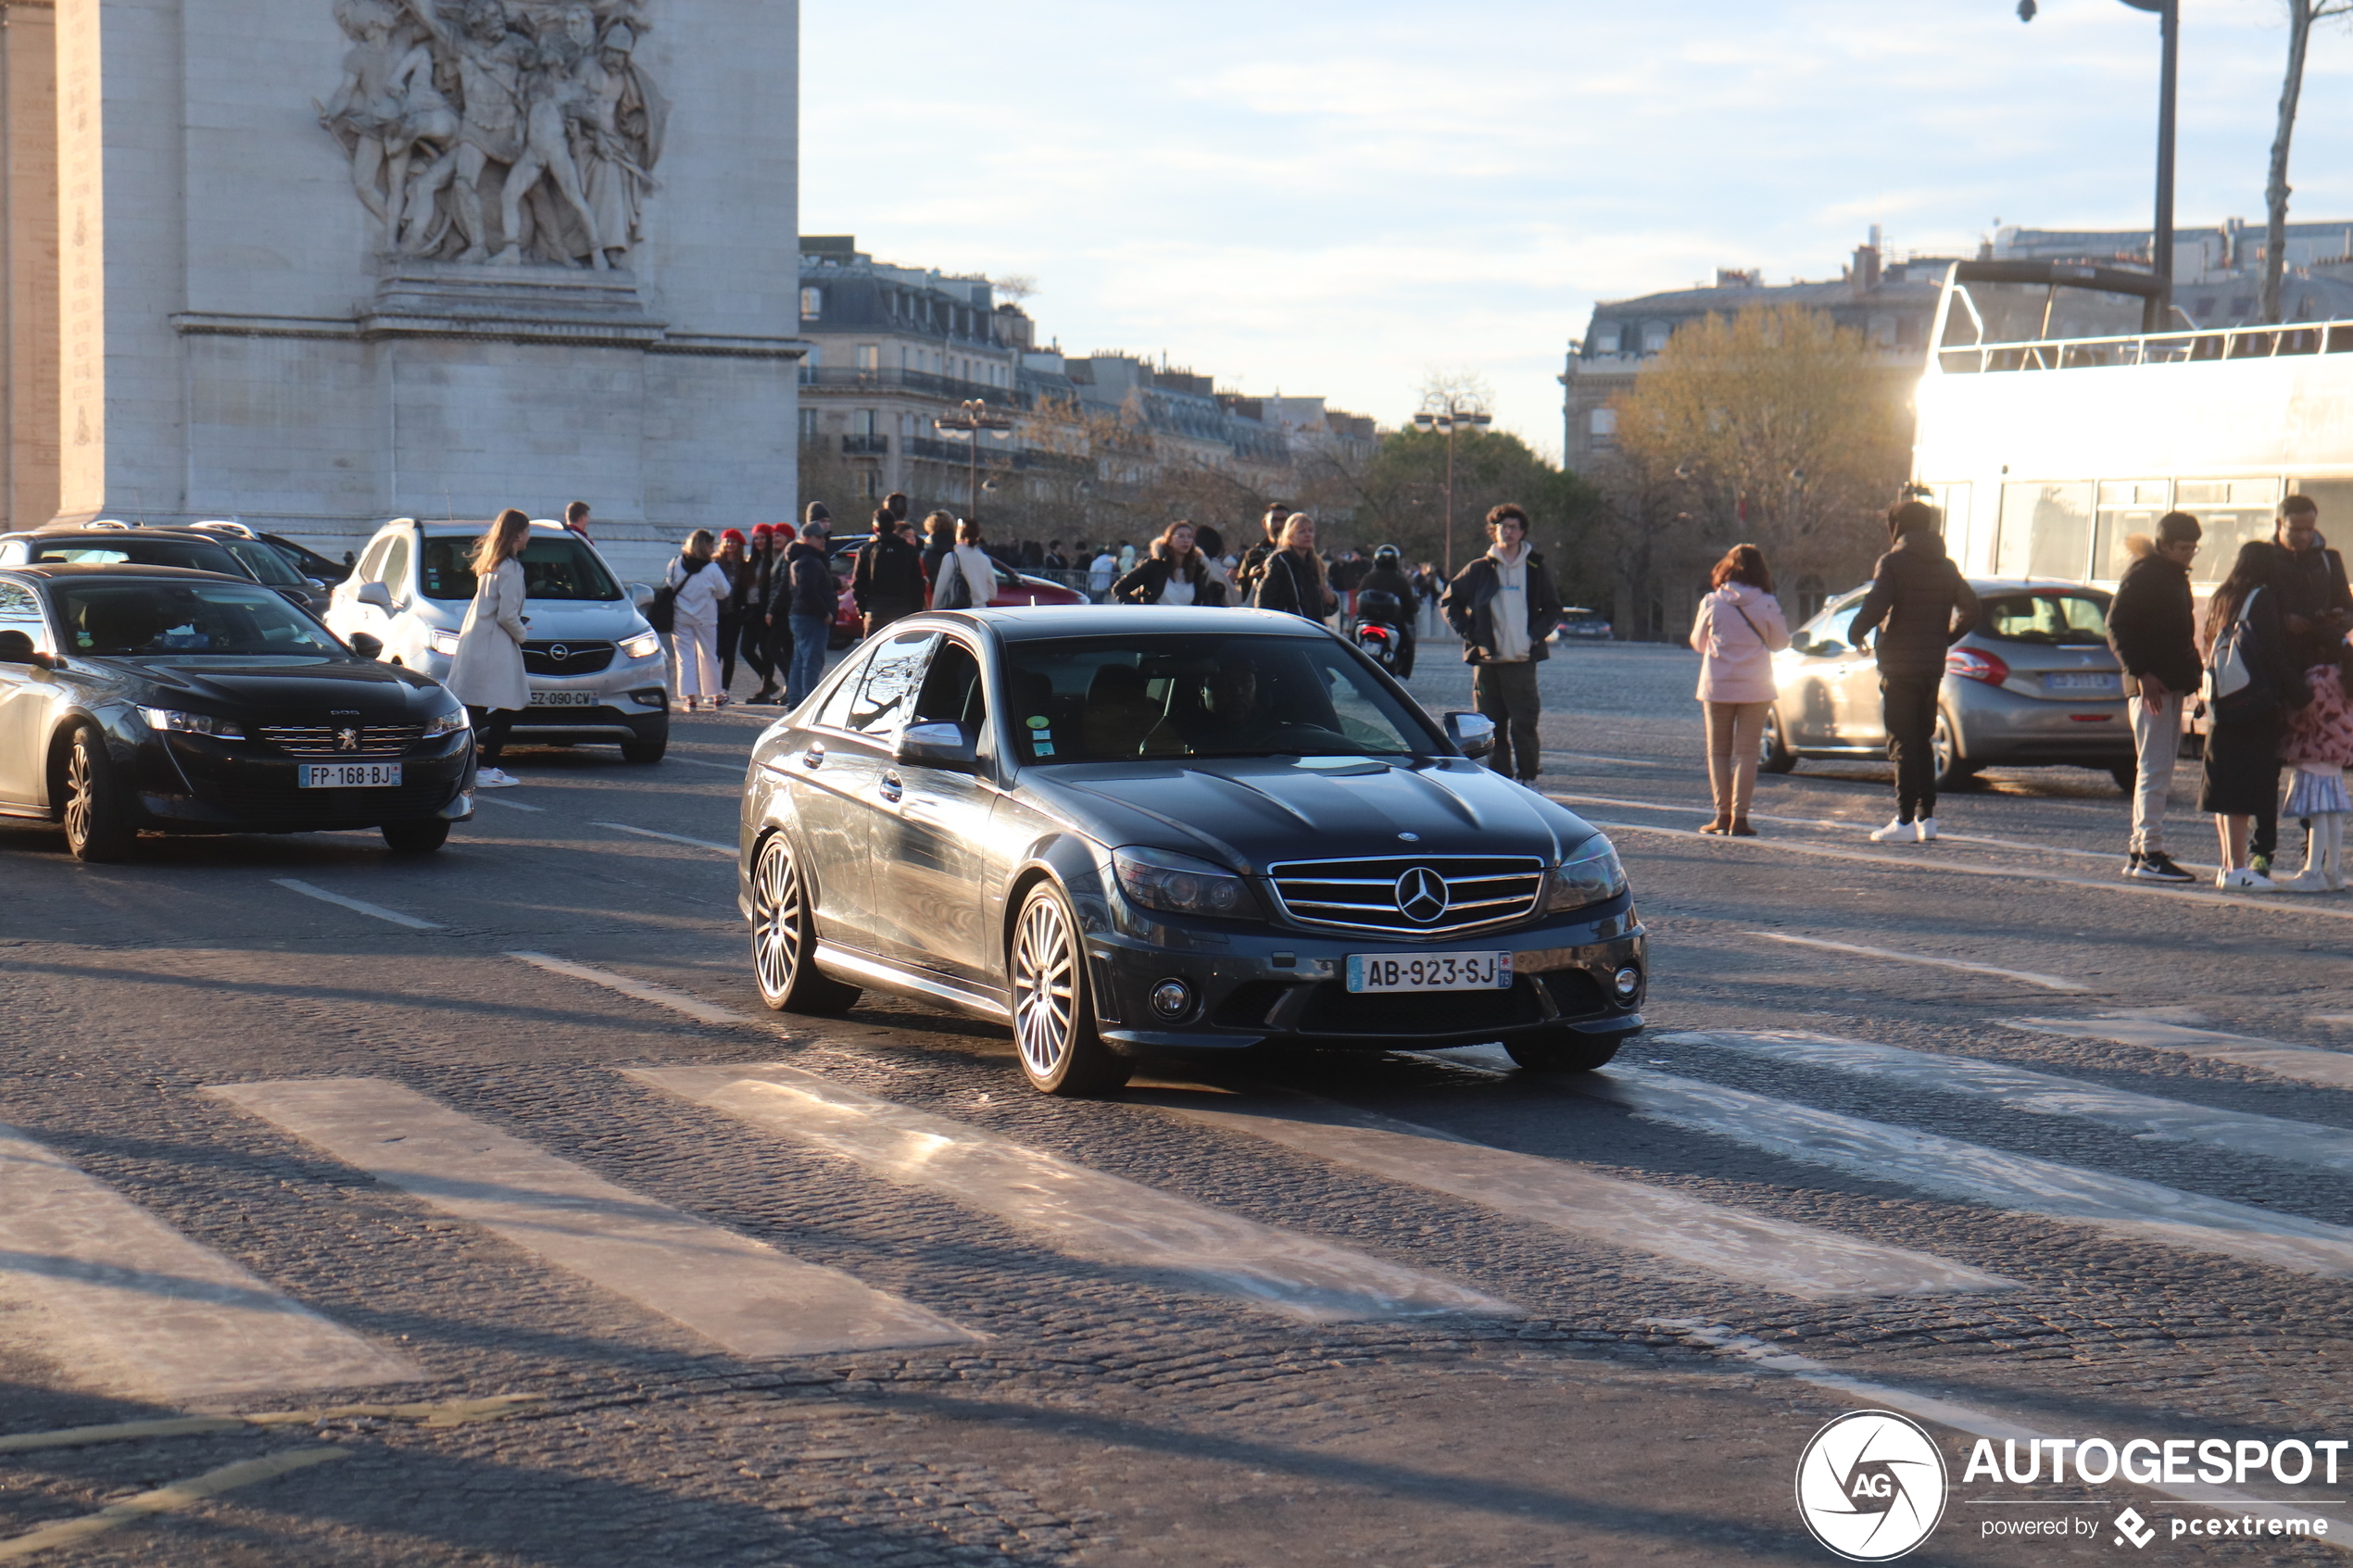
[738,607,1646,1096]
[0,565,474,860]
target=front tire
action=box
[1009,882,1131,1097]
[1759,709,1797,774]
[58,724,134,862]
[1504,1030,1625,1073]
[750,833,862,1013]
[381,818,449,854]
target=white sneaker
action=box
[1917,816,1940,842]
[2215,867,2279,892]
[474,767,518,789]
[1869,819,1919,844]
[2279,866,2332,894]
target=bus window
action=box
[2176,479,2280,583]
[2286,479,2353,537]
[1997,482,2094,580]
[2093,480,2170,581]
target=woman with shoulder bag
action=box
[1689,543,1791,836]
[2201,539,2309,890]
[929,517,1000,610]
[444,508,533,789]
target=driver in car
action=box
[1159,659,1279,752]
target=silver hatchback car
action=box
[1761,578,2136,790]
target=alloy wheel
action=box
[62,735,94,850]
[1013,893,1076,1081]
[751,835,805,1002]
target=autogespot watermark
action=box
[1795,1411,2346,1559]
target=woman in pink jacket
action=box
[1689,544,1791,836]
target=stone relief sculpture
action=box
[320,0,664,270]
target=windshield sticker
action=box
[1034,742,1055,756]
[1026,715,1050,728]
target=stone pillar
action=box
[0,1,56,533]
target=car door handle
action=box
[879,770,903,804]
[801,745,824,769]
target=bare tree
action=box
[2264,0,2353,323]
[1417,368,1496,415]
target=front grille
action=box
[1297,978,1545,1036]
[258,724,426,757]
[522,639,615,676]
[1265,855,1545,936]
[205,779,459,822]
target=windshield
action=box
[1978,591,2112,645]
[419,533,622,601]
[30,539,242,574]
[1939,280,2148,349]
[1002,633,1435,762]
[55,581,347,659]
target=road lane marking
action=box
[1645,1321,2353,1548]
[1554,792,2165,868]
[1580,817,2353,922]
[1140,1096,2016,1300]
[631,1064,1515,1324]
[1671,1029,2353,1178]
[591,822,735,855]
[1541,752,1672,769]
[663,755,750,772]
[0,1448,349,1562]
[205,1078,979,1357]
[2006,1015,2353,1091]
[1744,932,2091,992]
[506,950,749,1027]
[472,796,544,812]
[270,878,443,930]
[0,1126,421,1399]
[0,1396,543,1454]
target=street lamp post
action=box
[1411,401,1492,572]
[2020,0,2178,331]
[934,398,1015,533]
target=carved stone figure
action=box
[325,0,662,269]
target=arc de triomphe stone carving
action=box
[0,0,802,566]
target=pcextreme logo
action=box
[1795,1410,1949,1562]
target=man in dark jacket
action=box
[1442,503,1563,783]
[2107,511,2202,882]
[1233,503,1289,601]
[2249,494,2353,872]
[783,516,836,707]
[850,505,925,636]
[1849,500,1981,843]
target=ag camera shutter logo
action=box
[1795,1410,1948,1561]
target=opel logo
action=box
[335,728,359,752]
[547,644,570,662]
[1393,866,1450,923]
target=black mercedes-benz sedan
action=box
[0,565,473,859]
[738,607,1645,1096]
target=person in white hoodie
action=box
[928,517,1000,610]
[663,529,731,710]
[1688,543,1792,836]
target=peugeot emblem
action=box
[1394,866,1450,923]
[547,644,570,662]
[335,727,360,752]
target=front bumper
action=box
[1084,901,1646,1055]
[412,645,670,738]
[132,730,474,832]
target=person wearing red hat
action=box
[712,528,749,704]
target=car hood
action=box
[409,597,649,638]
[120,657,451,718]
[1026,755,1600,872]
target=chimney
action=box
[1852,237,1881,295]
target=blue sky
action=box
[801,0,2353,462]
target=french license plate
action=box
[298,762,401,789]
[1346,951,1514,993]
[2045,672,2118,692]
[528,689,598,707]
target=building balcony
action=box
[800,365,1029,410]
[841,434,889,455]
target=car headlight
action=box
[421,708,470,737]
[620,630,661,660]
[1546,837,1628,911]
[1112,847,1261,919]
[139,707,245,740]
[427,629,462,657]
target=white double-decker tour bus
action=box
[1913,259,2353,592]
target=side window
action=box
[911,641,987,733]
[356,535,394,583]
[814,643,876,732]
[382,535,413,597]
[0,579,49,651]
[844,632,938,739]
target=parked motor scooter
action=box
[1352,588,1415,677]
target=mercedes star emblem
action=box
[1393,866,1450,923]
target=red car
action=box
[824,534,1086,646]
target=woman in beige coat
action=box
[445,508,532,789]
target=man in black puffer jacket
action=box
[2107,511,2202,882]
[1850,499,1980,844]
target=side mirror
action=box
[305,577,327,591]
[273,586,311,608]
[356,581,395,610]
[899,721,978,770]
[629,582,655,608]
[0,630,47,668]
[347,632,384,660]
[1443,710,1496,759]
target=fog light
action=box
[1611,965,1642,1000]
[1149,979,1192,1019]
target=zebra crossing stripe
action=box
[628,1064,1516,1324]
[0,1124,420,1400]
[2006,1015,2353,1091]
[1672,1029,2353,1178]
[205,1079,981,1358]
[1147,1097,2018,1300]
